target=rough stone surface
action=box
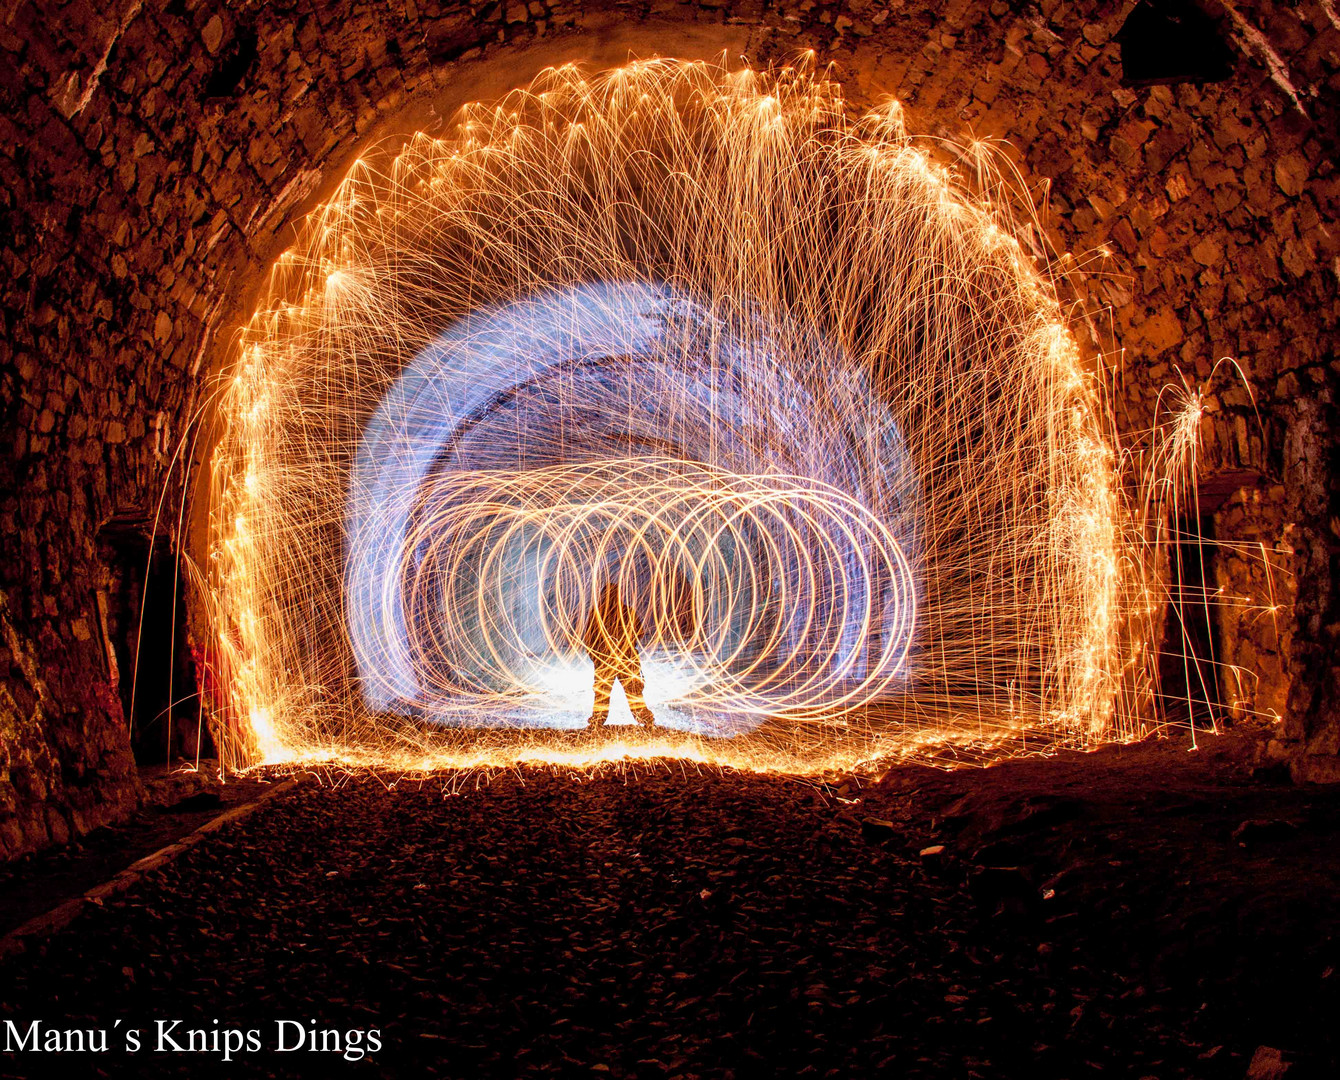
[2,0,1338,858]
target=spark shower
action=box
[206,57,1190,773]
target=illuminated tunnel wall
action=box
[210,59,1136,767]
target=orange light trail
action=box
[200,56,1215,775]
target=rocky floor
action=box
[1,733,1337,1078]
[0,765,271,937]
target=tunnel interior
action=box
[2,1,1339,1076]
[206,59,1157,772]
[0,0,1334,853]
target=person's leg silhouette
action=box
[616,657,655,728]
[621,672,655,728]
[588,661,615,728]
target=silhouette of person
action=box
[581,582,656,729]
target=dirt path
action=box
[1,735,1336,1077]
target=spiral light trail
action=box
[373,456,915,726]
[204,57,1187,773]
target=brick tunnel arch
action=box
[2,0,1337,859]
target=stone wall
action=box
[2,0,1337,859]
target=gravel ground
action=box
[0,769,272,937]
[1,734,1337,1078]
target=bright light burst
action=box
[204,56,1187,773]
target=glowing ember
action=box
[205,57,1193,773]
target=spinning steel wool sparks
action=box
[345,280,917,734]
[357,455,916,728]
[204,57,1194,772]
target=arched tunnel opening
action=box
[203,59,1148,773]
[1,3,1338,1077]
